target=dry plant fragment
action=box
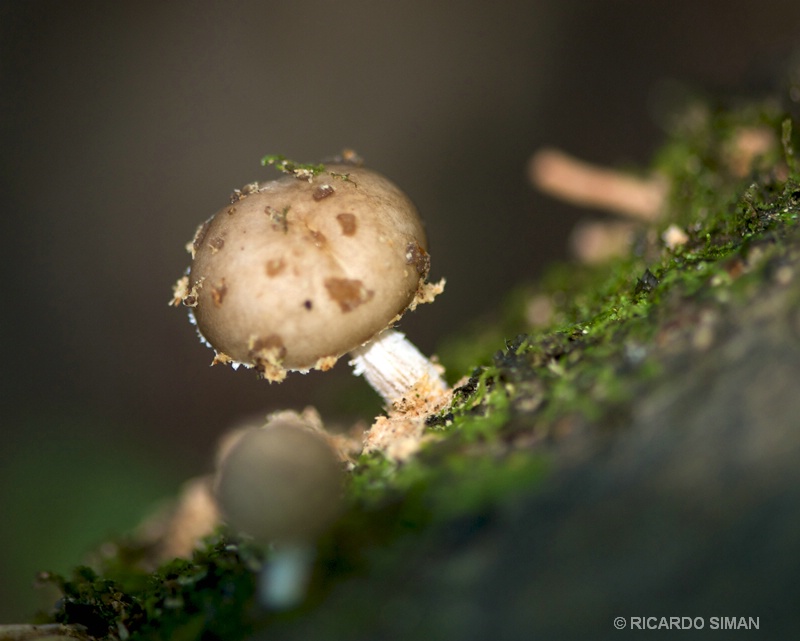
[662,223,689,250]
[530,123,780,263]
[724,125,778,177]
[529,148,669,222]
[140,476,220,564]
[0,623,91,640]
[569,220,638,264]
[529,147,670,264]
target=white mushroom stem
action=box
[349,329,447,406]
[258,543,316,610]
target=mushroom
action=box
[171,155,446,406]
[214,411,344,608]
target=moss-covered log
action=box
[26,93,800,640]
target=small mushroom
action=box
[214,412,344,608]
[172,156,446,406]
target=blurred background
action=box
[2,0,800,623]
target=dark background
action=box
[2,0,799,623]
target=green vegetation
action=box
[259,154,326,180]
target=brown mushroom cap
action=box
[185,164,430,379]
[215,416,343,544]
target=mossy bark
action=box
[35,95,800,640]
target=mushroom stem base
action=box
[349,329,446,406]
[259,544,316,609]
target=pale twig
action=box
[529,148,668,222]
[0,624,90,640]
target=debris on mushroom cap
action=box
[173,162,442,381]
[214,413,344,544]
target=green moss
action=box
[43,535,265,640]
[38,97,800,640]
[259,154,327,180]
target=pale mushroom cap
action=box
[186,164,430,376]
[215,416,343,544]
